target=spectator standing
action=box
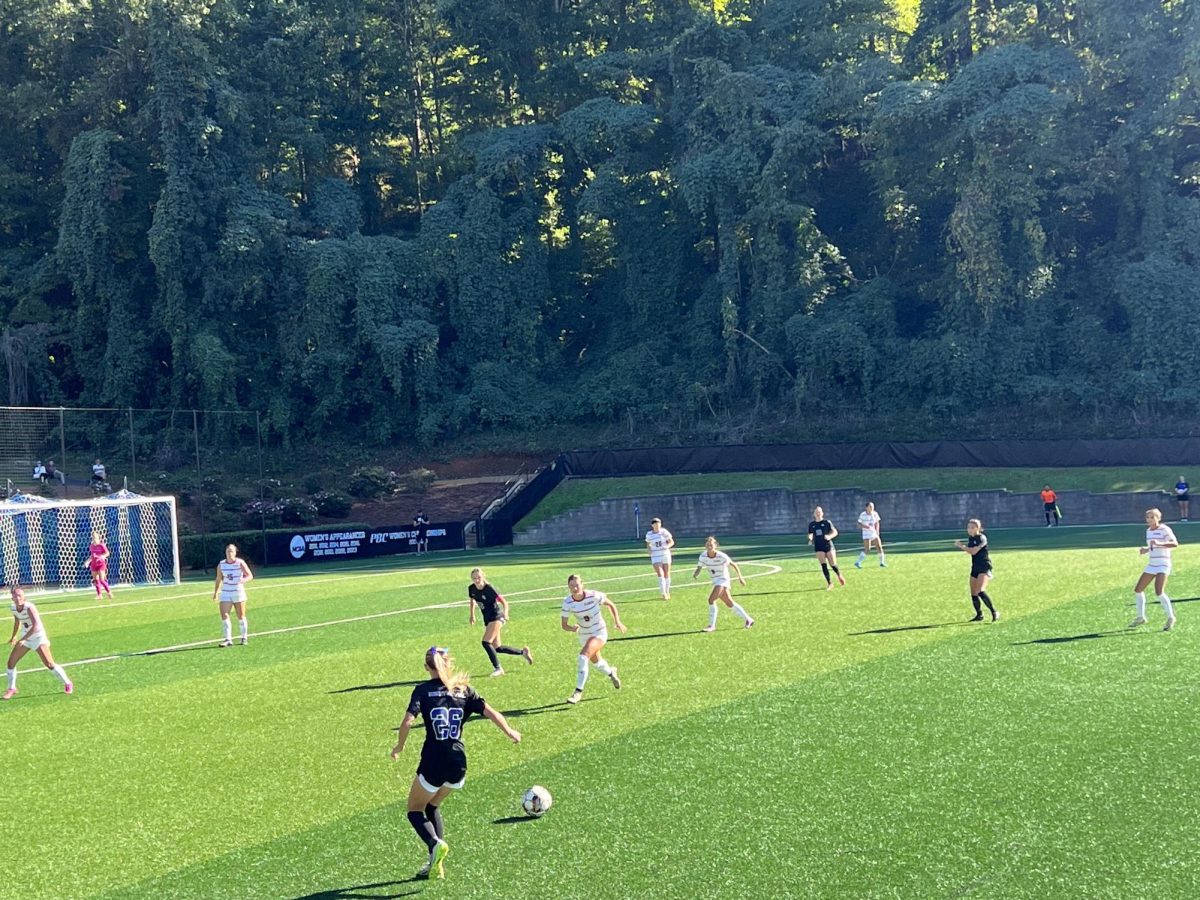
[1174,475,1190,523]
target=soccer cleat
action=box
[522,646,534,665]
[430,839,450,879]
[609,668,621,690]
[1164,617,1177,632]
[702,624,717,632]
[880,562,887,568]
[490,668,505,677]
[240,638,248,646]
[64,683,74,695]
[414,859,432,880]
[836,574,846,586]
[854,561,863,569]
[991,611,1000,622]
[2,688,15,700]
[1129,617,1147,628]
[969,614,984,622]
[218,640,233,648]
[744,617,755,629]
[825,583,834,591]
[566,690,582,705]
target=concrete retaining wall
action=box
[514,486,1179,545]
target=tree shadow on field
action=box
[612,630,699,642]
[1013,630,1128,646]
[501,698,598,718]
[849,622,964,636]
[493,814,541,825]
[292,878,422,898]
[327,680,423,695]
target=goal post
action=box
[0,491,180,592]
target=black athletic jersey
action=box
[808,520,836,546]
[469,583,503,620]
[407,679,486,756]
[968,533,990,568]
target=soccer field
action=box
[7,526,1200,899]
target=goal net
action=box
[0,491,180,592]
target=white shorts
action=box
[418,773,465,792]
[219,588,247,605]
[710,576,731,589]
[861,530,878,542]
[20,632,48,652]
[577,629,607,647]
[650,553,672,566]
[1143,564,1172,577]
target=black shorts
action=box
[1043,502,1057,512]
[483,612,505,626]
[813,541,833,554]
[1177,494,1190,503]
[418,748,467,790]
[971,564,992,579]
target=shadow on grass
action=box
[327,680,423,695]
[501,698,599,718]
[849,622,964,636]
[142,644,221,657]
[1013,630,1129,646]
[493,814,540,825]
[612,630,699,642]
[292,877,422,898]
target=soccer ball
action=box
[521,785,552,818]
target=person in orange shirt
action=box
[1040,485,1060,527]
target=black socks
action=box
[821,563,831,584]
[482,641,500,669]
[425,804,444,841]
[407,810,438,850]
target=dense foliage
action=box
[1,1,1197,446]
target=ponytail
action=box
[426,647,470,694]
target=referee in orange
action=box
[1040,485,1060,527]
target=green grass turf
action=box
[5,525,1200,898]
[518,466,1187,528]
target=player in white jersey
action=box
[4,586,73,699]
[645,517,676,600]
[1130,508,1179,631]
[212,543,254,647]
[855,502,886,568]
[561,575,626,705]
[692,536,755,632]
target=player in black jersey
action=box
[468,568,533,676]
[807,506,845,589]
[955,518,998,622]
[391,647,520,880]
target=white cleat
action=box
[1164,617,1177,632]
[490,668,505,677]
[744,617,755,629]
[566,690,582,705]
[608,668,621,690]
[702,625,717,632]
[1129,617,1147,629]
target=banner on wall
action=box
[266,523,466,564]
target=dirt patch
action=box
[419,454,545,479]
[347,481,515,526]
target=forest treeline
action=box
[1,1,1197,448]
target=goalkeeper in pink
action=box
[86,531,114,600]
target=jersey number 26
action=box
[430,707,464,741]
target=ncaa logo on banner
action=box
[289,535,306,559]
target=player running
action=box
[4,586,73,699]
[955,519,998,622]
[692,536,754,632]
[212,543,253,647]
[390,647,520,880]
[855,502,886,569]
[561,574,626,705]
[645,517,676,600]
[468,568,532,676]
[1130,508,1178,631]
[86,530,114,600]
[808,507,845,589]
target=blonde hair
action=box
[470,567,485,581]
[1145,508,1162,522]
[705,535,719,550]
[967,518,983,531]
[426,647,470,693]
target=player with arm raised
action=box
[645,517,676,600]
[390,647,520,880]
[1130,508,1178,631]
[212,544,253,647]
[4,586,73,699]
[468,568,532,677]
[86,530,114,600]
[692,536,755,632]
[561,574,626,705]
[855,502,886,569]
[955,519,998,622]
[808,506,845,589]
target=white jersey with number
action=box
[562,590,609,639]
[858,511,881,539]
[11,601,44,639]
[646,528,674,562]
[1145,525,1178,574]
[697,550,733,587]
[218,560,248,600]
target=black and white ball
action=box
[521,785,552,818]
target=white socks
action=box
[50,665,71,686]
[239,618,249,640]
[857,551,867,563]
[222,619,233,642]
[592,658,613,676]
[1158,593,1175,619]
[708,604,719,628]
[1135,592,1146,618]
[730,603,750,623]
[6,668,14,690]
[576,655,589,691]
[665,577,671,594]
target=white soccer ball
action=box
[521,785,552,818]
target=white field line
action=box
[17,562,782,676]
[39,568,437,617]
